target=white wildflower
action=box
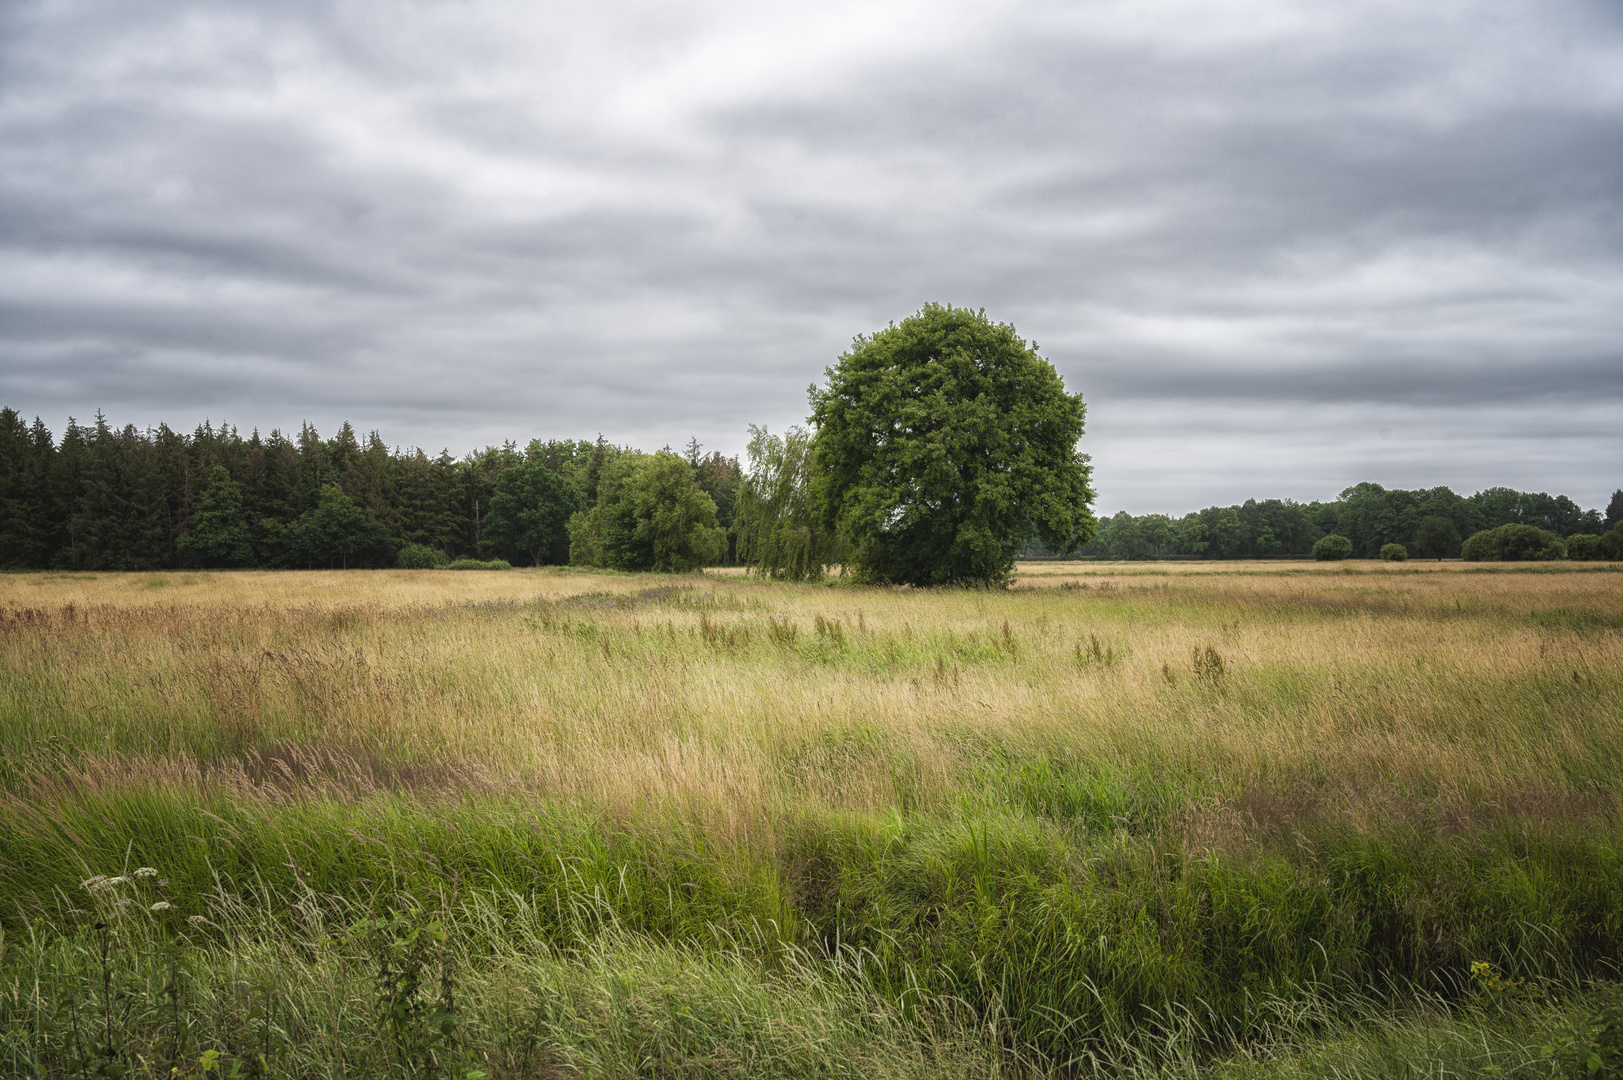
[149,901,172,912]
[133,867,158,878]
[115,898,133,907]
[81,875,110,892]
[107,876,130,887]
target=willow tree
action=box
[733,425,840,580]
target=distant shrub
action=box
[1413,515,1462,560]
[1313,535,1353,561]
[1380,543,1408,562]
[1461,523,1565,561]
[396,543,449,569]
[1567,534,1602,561]
[1601,524,1623,561]
[446,558,511,570]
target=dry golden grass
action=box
[2,563,1619,846]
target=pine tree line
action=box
[0,409,741,571]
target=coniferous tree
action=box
[0,410,53,568]
[178,466,254,567]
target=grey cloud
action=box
[1,0,1619,512]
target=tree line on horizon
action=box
[3,404,1616,574]
[0,407,746,572]
[1073,481,1623,561]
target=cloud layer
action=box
[3,0,1620,513]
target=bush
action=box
[395,543,449,569]
[446,558,510,570]
[1313,535,1353,561]
[1380,543,1408,562]
[1602,525,1623,561]
[1567,534,1602,561]
[1461,523,1566,561]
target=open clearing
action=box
[1,562,1620,1077]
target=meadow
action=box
[0,561,1620,1078]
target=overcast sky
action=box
[2,0,1620,515]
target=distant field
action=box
[1,562,1619,1078]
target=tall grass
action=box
[0,563,1619,1075]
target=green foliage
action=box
[397,543,450,569]
[808,304,1095,586]
[0,887,995,1079]
[686,438,744,537]
[273,484,398,569]
[1312,534,1353,561]
[178,467,255,568]
[0,408,53,569]
[352,907,484,1080]
[1567,534,1603,561]
[1380,542,1408,562]
[445,557,509,570]
[11,785,1623,1077]
[485,457,585,566]
[569,451,724,572]
[1601,524,1623,561]
[1415,514,1463,560]
[1088,484,1610,562]
[1540,989,1623,1080]
[734,425,840,580]
[1463,523,1567,561]
[2,401,1615,575]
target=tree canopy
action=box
[808,304,1095,586]
[2,401,1612,572]
[1414,516,1462,561]
[567,451,724,573]
[486,456,585,565]
[733,425,839,581]
[1461,523,1566,561]
[176,466,253,567]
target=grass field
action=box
[1,561,1620,1078]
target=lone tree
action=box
[808,304,1095,586]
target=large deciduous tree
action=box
[486,457,585,565]
[808,304,1095,587]
[272,484,397,569]
[568,451,724,572]
[1413,516,1462,561]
